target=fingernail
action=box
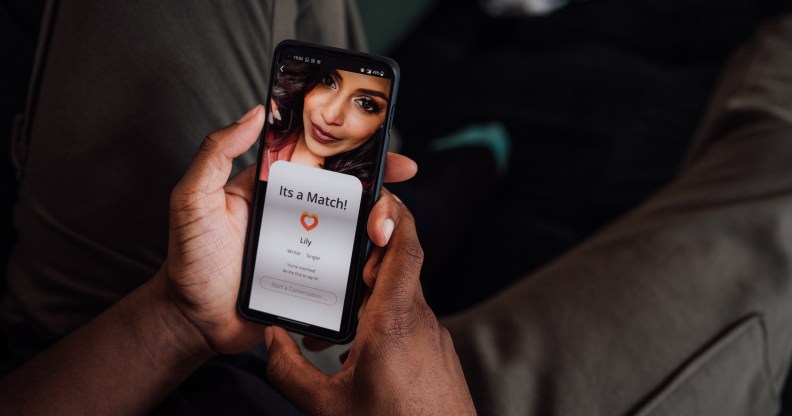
[382,218,394,244]
[237,105,260,123]
[265,326,274,349]
[273,108,282,121]
[391,194,402,204]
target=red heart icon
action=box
[300,212,318,231]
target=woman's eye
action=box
[321,75,336,88]
[354,97,382,114]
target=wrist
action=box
[128,267,218,366]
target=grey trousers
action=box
[4,0,365,340]
[4,0,792,414]
[3,1,364,414]
[442,13,792,416]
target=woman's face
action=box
[301,69,391,158]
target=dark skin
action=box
[0,105,475,415]
[266,187,476,415]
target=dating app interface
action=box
[249,161,362,330]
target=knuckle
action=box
[368,262,379,283]
[374,304,448,358]
[438,325,455,349]
[418,302,440,334]
[393,240,424,270]
[388,192,404,210]
[199,132,228,170]
[414,301,445,348]
[201,131,222,152]
[372,297,418,345]
[375,298,440,346]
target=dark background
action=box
[2,0,791,409]
[383,0,775,314]
[0,0,783,314]
[1,0,44,290]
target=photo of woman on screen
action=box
[259,59,392,193]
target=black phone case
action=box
[236,40,400,344]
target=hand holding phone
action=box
[263,192,477,415]
[237,40,400,343]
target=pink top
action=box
[259,129,297,181]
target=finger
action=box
[225,163,257,206]
[269,99,281,124]
[265,327,336,412]
[177,104,264,196]
[362,246,384,288]
[224,164,258,228]
[383,152,417,183]
[357,289,371,321]
[368,202,424,312]
[367,188,403,247]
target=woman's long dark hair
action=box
[269,59,383,193]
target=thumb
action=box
[265,327,340,413]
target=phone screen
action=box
[238,40,399,342]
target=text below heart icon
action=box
[300,212,319,231]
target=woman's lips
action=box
[311,123,340,145]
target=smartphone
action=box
[237,40,399,343]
